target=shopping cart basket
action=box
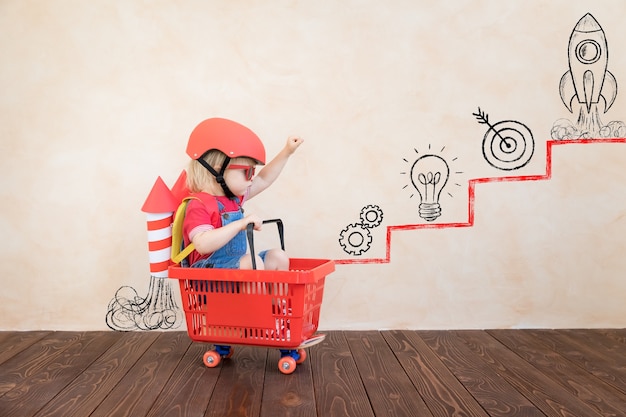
[168,219,334,374]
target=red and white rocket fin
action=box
[171,170,190,203]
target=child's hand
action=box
[285,136,304,155]
[242,213,263,231]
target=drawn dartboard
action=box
[482,120,534,171]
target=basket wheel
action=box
[278,356,297,374]
[203,350,221,368]
[295,349,307,364]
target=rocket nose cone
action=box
[574,13,601,33]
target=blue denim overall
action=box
[191,199,266,269]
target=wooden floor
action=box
[1,329,625,416]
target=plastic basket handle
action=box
[246,219,285,270]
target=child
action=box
[182,117,303,270]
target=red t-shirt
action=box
[182,192,245,266]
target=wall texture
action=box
[1,0,625,330]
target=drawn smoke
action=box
[551,115,626,140]
[106,276,181,331]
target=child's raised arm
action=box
[248,136,304,199]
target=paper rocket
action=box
[141,176,178,278]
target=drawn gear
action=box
[360,205,383,228]
[339,223,373,256]
[186,118,266,198]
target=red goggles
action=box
[227,164,256,180]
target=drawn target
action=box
[474,108,535,171]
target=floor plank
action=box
[489,329,626,416]
[345,331,433,417]
[260,349,317,417]
[34,331,160,417]
[310,331,376,417]
[0,332,86,397]
[0,332,116,417]
[144,341,220,417]
[88,332,191,417]
[565,329,626,352]
[593,328,626,346]
[418,330,544,417]
[384,330,490,417]
[0,331,51,366]
[454,330,601,417]
[526,328,626,394]
[202,345,267,417]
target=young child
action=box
[182,117,303,270]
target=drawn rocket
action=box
[141,176,179,278]
[559,13,618,114]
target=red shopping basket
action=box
[168,257,334,348]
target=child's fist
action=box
[286,136,304,154]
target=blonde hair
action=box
[186,150,257,194]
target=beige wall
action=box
[1,0,625,330]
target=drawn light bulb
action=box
[410,154,450,222]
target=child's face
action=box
[224,162,256,195]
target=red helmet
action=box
[186,118,266,165]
